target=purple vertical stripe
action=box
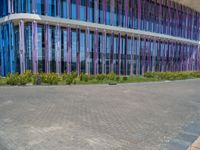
[137,0,141,29]
[130,36,134,75]
[159,0,162,33]
[85,28,90,74]
[76,27,80,74]
[147,37,151,72]
[102,30,106,74]
[110,32,114,73]
[94,29,98,75]
[32,21,38,73]
[124,35,128,75]
[118,0,122,27]
[102,0,106,24]
[94,0,99,23]
[110,0,115,25]
[86,0,89,21]
[57,0,60,16]
[117,33,121,75]
[67,26,71,73]
[142,37,146,75]
[76,0,80,20]
[45,24,49,73]
[124,0,128,28]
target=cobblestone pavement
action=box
[0,79,200,150]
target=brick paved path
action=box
[0,79,200,150]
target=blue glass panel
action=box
[47,0,56,16]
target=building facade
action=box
[0,0,200,76]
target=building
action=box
[0,0,200,76]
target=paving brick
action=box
[0,79,200,150]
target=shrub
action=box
[116,76,120,81]
[41,73,59,85]
[6,74,19,85]
[107,72,117,80]
[18,74,29,85]
[6,73,29,86]
[65,75,73,85]
[79,73,89,82]
[23,70,32,82]
[123,76,128,81]
[96,74,107,81]
[71,71,78,79]
[144,71,200,81]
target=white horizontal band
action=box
[0,13,199,45]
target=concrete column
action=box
[55,25,61,74]
[142,37,146,75]
[32,21,38,73]
[85,27,90,74]
[19,20,25,74]
[44,24,49,73]
[94,29,98,75]
[147,37,151,72]
[117,33,121,75]
[136,36,141,75]
[102,30,106,74]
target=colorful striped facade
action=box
[0,0,200,76]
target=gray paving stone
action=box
[0,79,200,150]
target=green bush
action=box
[107,72,117,80]
[96,74,107,81]
[144,71,200,81]
[122,76,128,81]
[6,74,19,85]
[65,75,73,85]
[79,73,89,82]
[0,76,7,85]
[71,71,78,79]
[41,73,60,85]
[23,70,32,82]
[6,73,29,86]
